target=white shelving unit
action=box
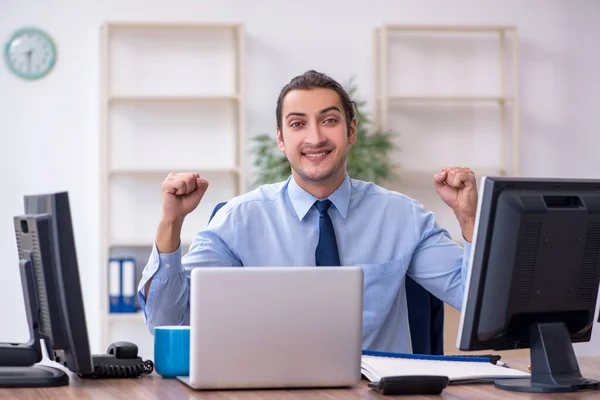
[99,22,244,359]
[372,24,519,241]
[373,25,519,180]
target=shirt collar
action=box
[287,174,351,221]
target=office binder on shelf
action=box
[121,258,136,313]
[108,258,121,313]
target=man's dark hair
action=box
[276,70,356,134]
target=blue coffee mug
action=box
[154,326,190,378]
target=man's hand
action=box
[433,167,478,243]
[161,172,209,223]
[155,172,209,255]
[146,173,209,299]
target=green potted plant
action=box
[250,78,398,188]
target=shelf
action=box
[109,168,240,176]
[383,25,517,33]
[105,22,241,30]
[108,94,240,103]
[388,96,513,103]
[108,312,145,322]
[373,23,519,178]
[100,20,244,353]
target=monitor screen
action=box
[23,191,93,374]
[457,177,600,393]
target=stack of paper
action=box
[361,354,530,384]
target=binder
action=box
[108,259,121,313]
[121,258,136,313]
[362,350,491,363]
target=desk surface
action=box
[2,357,600,399]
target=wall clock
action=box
[4,27,56,80]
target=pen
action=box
[496,361,511,368]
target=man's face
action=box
[277,88,357,185]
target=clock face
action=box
[4,27,56,80]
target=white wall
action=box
[1,0,600,356]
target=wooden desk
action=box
[2,357,599,399]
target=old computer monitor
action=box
[458,177,600,393]
[0,192,93,387]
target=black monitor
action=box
[458,177,600,393]
[0,192,93,387]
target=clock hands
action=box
[26,49,33,73]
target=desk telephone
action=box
[79,341,154,379]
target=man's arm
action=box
[137,242,188,331]
[143,217,184,299]
[407,166,477,309]
[137,204,241,334]
[135,171,245,334]
[406,201,472,311]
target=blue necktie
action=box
[314,200,341,266]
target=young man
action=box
[137,70,478,354]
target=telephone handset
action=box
[78,341,154,379]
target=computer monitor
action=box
[0,192,93,387]
[457,177,600,393]
[22,191,92,373]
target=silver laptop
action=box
[178,266,364,390]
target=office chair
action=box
[208,201,445,355]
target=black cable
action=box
[79,358,154,379]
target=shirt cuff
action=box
[153,243,183,279]
[136,242,183,313]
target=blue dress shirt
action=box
[137,174,471,354]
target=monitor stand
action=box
[0,365,68,388]
[494,322,600,393]
[0,257,68,388]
